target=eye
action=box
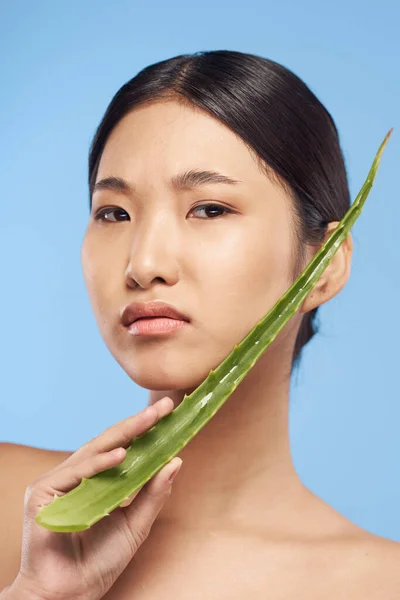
[189,203,233,219]
[93,203,233,223]
[94,207,130,222]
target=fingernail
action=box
[160,396,173,408]
[168,459,182,484]
[111,447,125,457]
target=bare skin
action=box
[78,97,400,598]
[4,97,398,599]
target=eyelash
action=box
[93,203,233,222]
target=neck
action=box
[148,344,309,535]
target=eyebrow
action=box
[92,169,242,196]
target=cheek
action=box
[81,233,116,315]
[81,234,99,295]
[198,217,293,339]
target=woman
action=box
[2,50,399,600]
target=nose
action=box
[124,212,181,290]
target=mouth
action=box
[121,300,191,328]
[134,316,170,320]
[127,316,190,336]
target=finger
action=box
[122,457,183,550]
[119,455,182,508]
[64,397,175,466]
[26,446,129,517]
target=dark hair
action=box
[88,50,351,373]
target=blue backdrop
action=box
[0,0,399,541]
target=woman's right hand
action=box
[8,396,182,600]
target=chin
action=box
[108,337,227,392]
[131,372,207,393]
[115,359,210,393]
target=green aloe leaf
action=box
[35,129,393,532]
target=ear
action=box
[299,222,353,314]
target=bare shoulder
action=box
[302,489,400,597]
[0,442,73,589]
[359,533,400,599]
[358,530,400,575]
[327,529,400,599]
[0,441,73,497]
[0,440,73,473]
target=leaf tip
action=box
[384,127,394,145]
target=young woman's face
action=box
[81,99,301,393]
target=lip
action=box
[121,300,191,328]
[128,317,189,336]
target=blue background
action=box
[0,1,399,541]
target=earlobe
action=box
[299,223,353,314]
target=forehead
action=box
[96,100,278,196]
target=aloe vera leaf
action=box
[35,129,393,532]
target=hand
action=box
[11,397,182,600]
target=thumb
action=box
[122,457,183,551]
